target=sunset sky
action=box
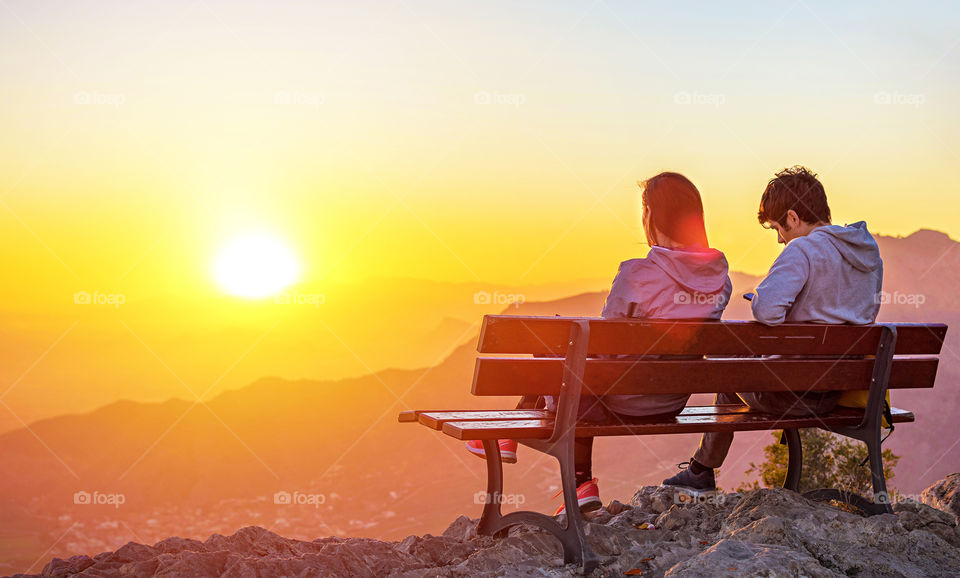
[0,0,957,310]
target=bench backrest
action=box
[473,317,947,397]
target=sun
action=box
[214,233,301,298]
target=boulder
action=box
[663,539,837,577]
[39,555,94,577]
[922,473,960,524]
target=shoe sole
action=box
[663,484,719,498]
[465,443,517,464]
[555,496,603,516]
[579,497,603,512]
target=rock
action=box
[441,515,478,542]
[149,550,233,577]
[893,498,960,548]
[15,476,960,577]
[39,555,94,576]
[655,494,739,535]
[605,500,630,516]
[922,472,960,523]
[203,525,319,557]
[663,539,837,577]
[153,537,207,554]
[722,488,960,576]
[630,485,678,514]
[583,523,622,556]
[396,534,475,567]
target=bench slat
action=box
[472,357,938,396]
[478,317,948,356]
[414,404,755,430]
[398,410,420,423]
[439,407,915,440]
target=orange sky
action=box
[1,1,957,313]
[0,1,957,433]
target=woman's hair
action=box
[640,172,710,248]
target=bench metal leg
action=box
[474,438,601,573]
[476,439,505,536]
[803,425,894,516]
[554,437,600,570]
[865,430,893,514]
[808,325,896,516]
[782,428,803,492]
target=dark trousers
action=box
[692,391,840,469]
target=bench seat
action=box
[400,405,915,439]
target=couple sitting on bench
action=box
[464,165,884,514]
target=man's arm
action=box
[751,243,811,325]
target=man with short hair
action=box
[663,165,884,493]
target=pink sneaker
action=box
[554,478,602,515]
[465,440,518,464]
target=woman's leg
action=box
[574,436,594,486]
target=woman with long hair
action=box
[467,172,733,513]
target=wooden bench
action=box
[399,316,948,572]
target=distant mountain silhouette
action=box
[0,229,958,574]
[0,277,610,437]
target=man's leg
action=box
[689,391,840,470]
[690,391,840,469]
[662,393,742,492]
[691,392,742,469]
[739,391,840,417]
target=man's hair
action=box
[757,166,831,227]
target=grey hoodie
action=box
[596,245,733,416]
[602,246,733,320]
[752,221,883,325]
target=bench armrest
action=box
[858,325,898,431]
[546,320,590,445]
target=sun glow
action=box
[214,233,301,298]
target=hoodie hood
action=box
[646,245,731,294]
[808,221,882,273]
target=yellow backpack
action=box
[837,389,893,429]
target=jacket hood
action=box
[646,245,730,294]
[808,221,882,273]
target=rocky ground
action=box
[13,474,960,577]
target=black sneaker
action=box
[662,462,717,495]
